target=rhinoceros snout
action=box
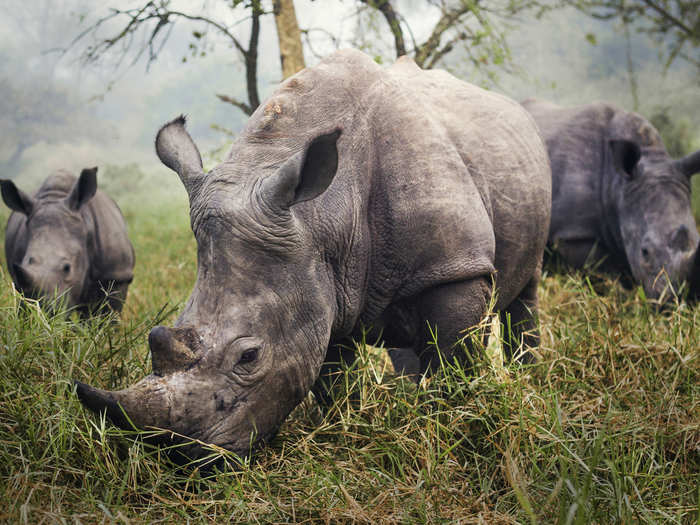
[148,325,198,376]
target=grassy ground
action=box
[0,171,698,524]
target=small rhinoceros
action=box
[522,99,700,303]
[75,50,551,461]
[1,168,135,315]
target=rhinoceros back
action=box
[233,50,550,321]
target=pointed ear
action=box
[610,139,641,179]
[155,115,205,198]
[674,149,700,178]
[66,167,98,210]
[261,129,341,208]
[0,179,35,215]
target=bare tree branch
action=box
[359,0,406,57]
[246,2,262,112]
[70,1,263,115]
[301,28,341,60]
[216,93,253,115]
[414,3,474,67]
[359,0,510,70]
[425,29,471,69]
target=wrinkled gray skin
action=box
[2,169,134,315]
[76,50,551,461]
[522,99,700,303]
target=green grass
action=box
[0,171,698,523]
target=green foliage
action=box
[650,107,695,158]
[0,166,698,522]
[567,0,700,71]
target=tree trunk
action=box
[273,0,305,79]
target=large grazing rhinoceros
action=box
[1,169,135,315]
[522,99,700,303]
[75,50,551,461]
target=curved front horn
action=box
[74,382,136,429]
[74,376,171,431]
[155,115,206,198]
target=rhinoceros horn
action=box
[75,325,201,432]
[149,325,198,376]
[75,373,184,434]
[74,381,136,429]
[12,263,34,291]
[675,149,700,178]
[155,115,205,198]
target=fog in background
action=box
[2,0,698,192]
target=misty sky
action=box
[2,0,698,185]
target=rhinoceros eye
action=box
[62,263,71,275]
[238,347,259,366]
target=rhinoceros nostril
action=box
[669,225,690,251]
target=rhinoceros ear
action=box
[261,129,341,208]
[0,179,35,215]
[675,149,700,178]
[155,115,205,198]
[610,139,641,179]
[66,167,98,211]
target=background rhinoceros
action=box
[2,168,135,315]
[522,99,700,303]
[76,50,551,461]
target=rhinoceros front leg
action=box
[312,318,422,408]
[79,280,131,317]
[499,270,540,364]
[311,341,358,409]
[313,277,492,406]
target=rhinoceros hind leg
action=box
[414,276,492,374]
[499,271,540,364]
